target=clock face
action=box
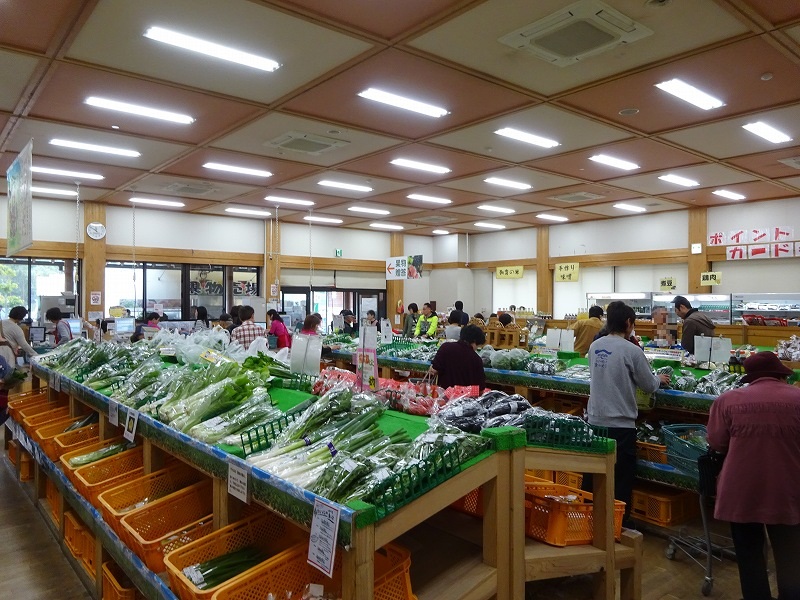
[86,222,106,240]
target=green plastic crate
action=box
[522,413,615,454]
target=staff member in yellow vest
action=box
[414,303,439,338]
[569,305,604,356]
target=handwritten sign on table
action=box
[308,498,341,578]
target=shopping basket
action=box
[663,424,707,479]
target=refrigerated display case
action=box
[651,294,732,325]
[587,292,653,319]
[731,293,800,326]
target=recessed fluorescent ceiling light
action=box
[484,177,531,190]
[588,154,640,171]
[129,197,185,207]
[304,216,342,224]
[654,79,724,110]
[203,163,272,177]
[370,223,404,230]
[406,193,451,205]
[389,158,451,174]
[712,189,746,200]
[357,88,448,118]
[225,207,271,217]
[30,186,78,197]
[143,26,279,71]
[536,214,569,222]
[348,206,390,215]
[477,204,515,214]
[494,127,559,148]
[432,229,449,235]
[50,138,140,157]
[658,174,699,187]
[742,122,792,144]
[613,203,647,213]
[85,96,194,124]
[264,195,315,206]
[318,180,373,192]
[474,222,505,229]
[30,166,104,180]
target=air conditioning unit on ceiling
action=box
[266,131,350,155]
[498,0,653,67]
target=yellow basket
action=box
[7,440,34,481]
[53,424,100,461]
[164,510,307,600]
[631,482,699,527]
[636,440,668,464]
[34,416,86,461]
[98,463,207,546]
[120,480,214,574]
[7,388,50,422]
[59,436,125,488]
[74,447,145,507]
[22,405,71,436]
[45,476,61,525]
[451,472,552,519]
[64,511,85,559]
[209,542,416,600]
[524,482,625,547]
[82,528,98,578]
[102,561,141,600]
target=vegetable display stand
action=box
[74,446,145,507]
[7,387,50,421]
[59,436,126,488]
[35,416,87,460]
[53,423,101,461]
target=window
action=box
[105,262,143,318]
[189,266,225,319]
[0,259,29,320]
[146,263,182,319]
[0,258,71,321]
[233,267,259,298]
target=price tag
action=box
[199,349,232,364]
[48,371,55,389]
[307,497,340,578]
[109,400,119,426]
[123,408,139,442]
[19,430,32,454]
[53,374,61,392]
[227,460,250,504]
[159,347,177,357]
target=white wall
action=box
[550,211,688,257]
[615,264,690,294]
[468,229,536,262]
[554,266,614,318]
[0,197,85,243]
[282,223,389,259]
[473,270,494,317]
[493,271,537,313]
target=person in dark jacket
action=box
[672,295,715,355]
[429,325,486,389]
[454,300,469,326]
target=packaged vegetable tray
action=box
[74,446,145,507]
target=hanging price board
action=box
[660,276,676,291]
[700,271,722,286]
[554,262,580,282]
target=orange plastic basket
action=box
[98,463,207,545]
[64,511,85,558]
[120,480,214,574]
[7,389,50,422]
[451,472,550,519]
[7,439,19,466]
[34,416,86,461]
[631,482,699,527]
[53,424,100,461]
[22,405,71,436]
[59,436,125,487]
[16,396,65,421]
[45,476,61,525]
[82,528,98,578]
[102,561,141,600]
[636,440,668,464]
[164,510,307,600]
[74,447,145,507]
[209,542,415,600]
[524,482,625,547]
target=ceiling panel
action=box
[574,197,687,217]
[315,200,424,218]
[0,153,144,190]
[439,166,581,197]
[281,48,535,139]
[65,0,373,104]
[513,210,600,225]
[0,179,110,202]
[0,50,42,111]
[124,173,258,202]
[0,0,81,53]
[408,0,748,96]
[211,112,403,167]
[442,199,553,218]
[195,203,300,220]
[745,1,800,26]
[277,212,366,227]
[367,187,488,209]
[277,171,414,198]
[605,163,757,195]
[430,104,631,163]
[102,191,215,212]
[726,146,800,178]
[29,63,263,144]
[514,183,642,209]
[661,180,797,206]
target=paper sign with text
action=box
[700,271,722,286]
[308,498,340,578]
[554,262,580,282]
[659,276,676,291]
[109,400,119,426]
[227,460,250,504]
[495,265,524,279]
[123,408,139,442]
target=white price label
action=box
[227,461,250,504]
[307,497,340,578]
[159,347,177,357]
[108,400,119,426]
[48,372,55,389]
[123,408,139,442]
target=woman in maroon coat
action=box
[707,352,800,600]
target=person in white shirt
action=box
[1,306,36,359]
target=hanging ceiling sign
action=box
[6,139,33,257]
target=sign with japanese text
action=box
[721,224,798,261]
[772,243,794,258]
[308,498,340,578]
[774,226,794,242]
[707,232,726,246]
[750,228,770,244]
[726,245,746,260]
[386,256,407,280]
[495,265,524,279]
[554,262,580,282]
[659,276,676,292]
[748,244,771,259]
[700,271,722,286]
[728,229,748,244]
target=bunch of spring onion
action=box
[165,373,262,433]
[182,546,267,590]
[188,387,281,444]
[68,441,135,467]
[150,361,241,419]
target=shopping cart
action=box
[662,424,735,597]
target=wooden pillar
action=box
[265,220,281,303]
[82,202,106,317]
[386,233,404,329]
[536,226,553,315]
[687,207,711,293]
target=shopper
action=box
[707,351,800,600]
[300,313,322,335]
[228,305,241,333]
[267,309,292,348]
[402,303,419,338]
[339,309,358,337]
[192,306,210,331]
[231,305,267,348]
[45,307,73,347]
[429,325,486,389]
[131,312,161,342]
[569,306,604,356]
[365,309,380,331]
[498,312,514,327]
[587,302,669,526]
[454,300,469,326]
[414,303,438,338]
[444,312,462,340]
[217,313,233,330]
[473,313,485,322]
[672,295,715,355]
[1,306,37,359]
[593,301,641,349]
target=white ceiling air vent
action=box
[163,181,218,196]
[413,215,457,225]
[778,156,800,170]
[498,0,654,67]
[548,191,605,203]
[266,131,350,155]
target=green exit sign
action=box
[335,248,343,257]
